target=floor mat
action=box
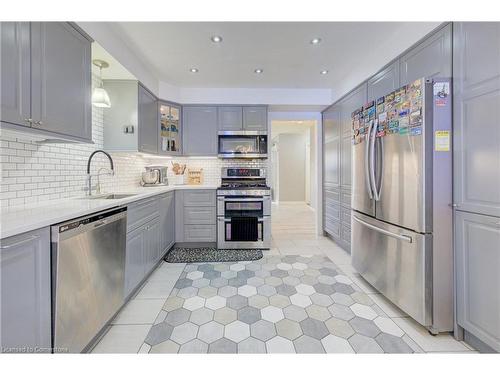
[164,246,263,263]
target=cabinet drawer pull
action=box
[1,235,39,249]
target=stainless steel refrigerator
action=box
[351,78,453,333]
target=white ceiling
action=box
[91,42,136,80]
[110,22,440,89]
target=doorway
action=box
[270,120,319,237]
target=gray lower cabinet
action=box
[455,211,500,352]
[1,22,92,142]
[218,106,243,131]
[175,189,216,243]
[124,197,162,297]
[124,225,147,297]
[159,192,175,255]
[138,84,158,154]
[453,22,500,218]
[183,106,218,156]
[0,227,51,352]
[399,23,452,85]
[243,106,267,131]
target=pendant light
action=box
[92,59,111,108]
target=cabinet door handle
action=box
[24,118,33,124]
[0,235,39,249]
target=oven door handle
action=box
[218,217,269,222]
[217,197,268,202]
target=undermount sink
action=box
[80,193,138,200]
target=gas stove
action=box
[217,168,271,196]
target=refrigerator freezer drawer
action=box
[351,212,432,326]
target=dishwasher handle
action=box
[56,207,127,235]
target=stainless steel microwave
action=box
[218,131,268,159]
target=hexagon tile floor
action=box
[132,254,426,354]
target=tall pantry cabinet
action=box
[453,22,500,353]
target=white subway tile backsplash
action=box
[0,74,268,207]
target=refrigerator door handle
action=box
[377,136,384,199]
[353,215,413,243]
[365,120,374,200]
[369,119,380,201]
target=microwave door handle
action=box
[365,120,374,200]
[369,119,380,201]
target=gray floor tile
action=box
[349,317,381,338]
[164,308,191,326]
[171,322,199,345]
[328,304,355,321]
[145,322,174,346]
[300,318,329,340]
[283,305,308,322]
[276,319,302,340]
[179,339,209,353]
[238,306,262,324]
[325,317,355,339]
[149,339,180,353]
[198,321,224,343]
[213,307,237,325]
[238,337,266,353]
[294,335,326,353]
[227,295,249,310]
[376,333,414,353]
[348,333,384,353]
[189,307,214,326]
[209,338,237,353]
[250,319,277,342]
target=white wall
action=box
[276,133,306,202]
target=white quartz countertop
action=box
[0,185,218,239]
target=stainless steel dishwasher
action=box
[51,207,127,353]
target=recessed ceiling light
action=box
[190,68,199,73]
[254,68,264,74]
[211,35,223,43]
[310,38,322,45]
[320,70,329,75]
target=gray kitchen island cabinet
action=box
[182,106,218,156]
[138,84,159,154]
[0,227,51,353]
[1,22,92,143]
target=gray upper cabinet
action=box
[0,22,31,127]
[30,22,92,141]
[368,61,400,101]
[1,22,92,142]
[243,106,267,131]
[453,22,500,218]
[0,227,51,352]
[400,23,452,85]
[183,106,218,156]
[340,83,366,137]
[455,211,500,352]
[218,106,243,131]
[138,84,158,154]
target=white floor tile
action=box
[392,317,471,352]
[92,325,151,353]
[113,299,166,325]
[135,279,177,299]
